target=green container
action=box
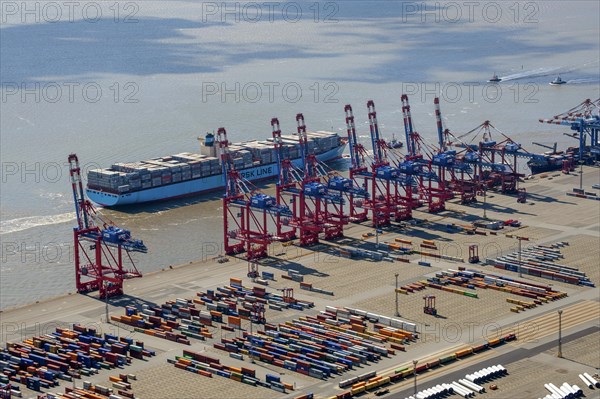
[242,377,257,386]
[464,292,478,298]
[182,331,204,340]
[130,345,143,352]
[439,355,456,364]
[395,367,408,374]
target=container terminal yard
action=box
[1,95,598,399]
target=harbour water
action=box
[1,1,598,309]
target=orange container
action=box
[198,369,212,378]
[178,358,192,366]
[283,382,294,391]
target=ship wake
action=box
[1,212,75,235]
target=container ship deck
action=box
[86,131,346,206]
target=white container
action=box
[583,373,600,388]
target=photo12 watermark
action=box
[1,81,140,104]
[401,81,539,104]
[201,81,340,104]
[199,1,339,23]
[0,321,133,343]
[1,161,103,184]
[1,1,140,24]
[400,1,539,24]
[1,240,73,264]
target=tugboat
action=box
[488,73,502,82]
[387,134,404,149]
[549,75,567,85]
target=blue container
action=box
[262,272,274,280]
[217,370,231,378]
[26,377,41,391]
[225,344,238,353]
[21,358,34,367]
[48,353,63,362]
[104,333,118,341]
[79,335,92,344]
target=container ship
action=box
[527,154,572,174]
[86,131,347,206]
[525,143,592,175]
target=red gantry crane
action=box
[273,114,346,246]
[365,100,411,224]
[220,128,292,260]
[343,104,372,222]
[453,121,550,193]
[69,154,145,298]
[430,97,478,204]
[444,121,523,194]
[396,94,447,213]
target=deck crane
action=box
[532,142,559,154]
[531,142,574,173]
[220,127,292,259]
[539,98,600,163]
[69,154,145,299]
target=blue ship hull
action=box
[87,145,346,206]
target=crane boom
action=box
[345,104,360,169]
[296,113,310,176]
[434,97,445,152]
[68,154,90,230]
[367,100,384,164]
[532,142,558,153]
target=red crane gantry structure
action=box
[220,127,292,260]
[273,114,346,246]
[69,154,145,298]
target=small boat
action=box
[549,75,566,85]
[488,73,501,82]
[387,135,404,149]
